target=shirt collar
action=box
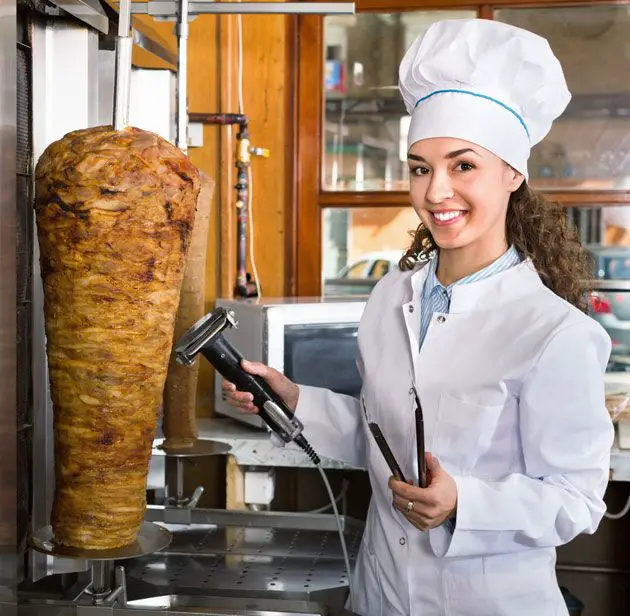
[422,245,521,299]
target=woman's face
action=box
[408,137,524,253]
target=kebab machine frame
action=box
[3,1,368,614]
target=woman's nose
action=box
[426,171,454,204]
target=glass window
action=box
[369,259,392,279]
[322,206,418,296]
[343,260,370,279]
[496,6,630,191]
[567,205,630,382]
[322,10,476,192]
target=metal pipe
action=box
[176,457,184,502]
[113,0,133,130]
[176,0,189,151]
[199,114,253,297]
[131,2,355,16]
[90,561,113,598]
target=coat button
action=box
[408,305,414,313]
[399,537,406,546]
[436,315,446,323]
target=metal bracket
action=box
[72,563,127,609]
[127,2,355,18]
[165,456,205,509]
[46,0,110,34]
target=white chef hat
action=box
[399,18,571,179]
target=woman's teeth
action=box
[432,211,465,222]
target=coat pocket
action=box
[433,393,503,475]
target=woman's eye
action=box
[410,166,430,176]
[455,161,475,172]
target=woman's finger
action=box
[226,391,253,405]
[401,510,432,531]
[393,495,437,521]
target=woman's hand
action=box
[221,360,300,414]
[389,453,457,532]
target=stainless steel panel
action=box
[31,18,101,582]
[16,13,33,582]
[0,2,17,615]
[125,594,347,614]
[151,417,360,470]
[145,507,363,533]
[155,521,361,558]
[131,28,177,67]
[19,596,359,615]
[98,49,116,127]
[18,606,75,616]
[47,0,109,34]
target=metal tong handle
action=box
[113,0,133,130]
[410,385,427,489]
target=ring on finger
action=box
[405,500,414,513]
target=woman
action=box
[223,18,614,616]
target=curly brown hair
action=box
[399,182,593,312]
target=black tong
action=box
[362,395,407,483]
[411,386,427,489]
[361,389,427,488]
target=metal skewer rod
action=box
[91,560,113,600]
[176,0,189,151]
[113,0,133,130]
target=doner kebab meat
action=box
[35,126,200,550]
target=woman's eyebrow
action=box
[407,148,479,163]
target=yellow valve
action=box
[250,146,270,158]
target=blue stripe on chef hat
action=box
[415,89,530,139]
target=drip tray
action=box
[126,594,354,615]
[124,522,363,605]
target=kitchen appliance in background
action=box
[214,297,366,429]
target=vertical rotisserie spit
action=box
[35,126,200,549]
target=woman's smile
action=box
[430,209,468,226]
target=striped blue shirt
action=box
[419,245,522,348]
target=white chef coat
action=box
[294,258,614,616]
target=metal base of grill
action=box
[30,521,172,561]
[153,438,232,458]
[124,520,362,603]
[20,512,364,614]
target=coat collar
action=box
[407,258,543,313]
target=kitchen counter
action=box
[150,416,630,481]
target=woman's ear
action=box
[505,164,525,193]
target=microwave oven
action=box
[213,297,367,429]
